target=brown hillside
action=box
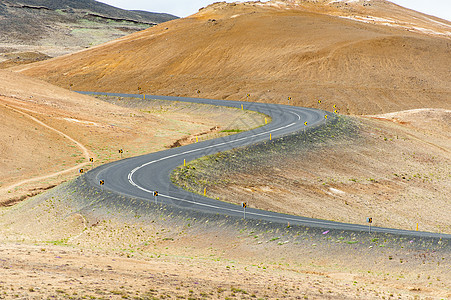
[14,0,451,115]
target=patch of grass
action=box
[231,287,248,294]
[48,238,69,246]
[170,115,360,199]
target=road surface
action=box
[78,91,450,239]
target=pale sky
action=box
[97,0,450,21]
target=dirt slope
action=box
[14,0,451,115]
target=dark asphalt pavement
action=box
[78,91,450,239]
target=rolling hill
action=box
[13,0,451,115]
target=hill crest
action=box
[13,0,451,115]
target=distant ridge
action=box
[1,0,177,23]
[0,0,178,62]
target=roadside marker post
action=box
[100,180,105,191]
[79,169,84,174]
[246,93,250,100]
[89,157,94,169]
[270,133,272,141]
[367,217,372,233]
[242,202,247,219]
[304,121,308,136]
[287,97,292,105]
[204,188,206,196]
[265,118,267,125]
[119,149,123,159]
[154,191,158,204]
[184,159,186,167]
[241,104,244,110]
[416,223,419,231]
[143,94,146,100]
[196,136,198,143]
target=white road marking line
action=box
[124,110,349,228]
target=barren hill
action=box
[14,0,451,115]
[0,0,177,66]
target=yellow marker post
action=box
[143,94,146,100]
[242,202,247,219]
[416,223,419,231]
[204,188,206,196]
[241,104,243,110]
[184,159,186,167]
[265,118,267,125]
[270,133,272,140]
[196,136,198,143]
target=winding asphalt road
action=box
[79,92,450,239]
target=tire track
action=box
[0,100,92,193]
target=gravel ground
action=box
[1,171,449,299]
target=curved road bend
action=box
[78,92,450,239]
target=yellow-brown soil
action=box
[13,0,451,115]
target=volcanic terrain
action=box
[14,0,451,115]
[1,0,450,298]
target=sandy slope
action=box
[13,0,451,115]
